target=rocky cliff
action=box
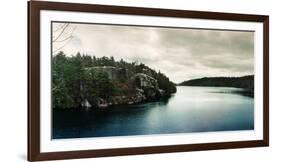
[52,53,176,109]
[82,67,169,108]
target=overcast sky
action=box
[53,22,254,83]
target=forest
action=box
[52,52,177,109]
[179,75,254,97]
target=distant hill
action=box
[179,75,254,91]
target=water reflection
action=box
[207,87,254,98]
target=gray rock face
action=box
[131,73,165,101]
[81,99,91,108]
[81,68,166,108]
[131,73,159,89]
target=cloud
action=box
[52,22,254,83]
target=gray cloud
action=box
[53,22,254,83]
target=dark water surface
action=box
[52,86,254,139]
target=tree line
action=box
[179,75,254,97]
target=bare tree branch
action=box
[53,23,66,33]
[55,35,73,43]
[53,23,70,42]
[53,38,73,53]
[52,23,76,53]
[54,26,76,43]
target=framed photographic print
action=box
[28,1,269,161]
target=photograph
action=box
[51,22,255,139]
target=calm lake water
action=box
[52,86,254,139]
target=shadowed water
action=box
[52,86,254,139]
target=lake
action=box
[52,86,254,139]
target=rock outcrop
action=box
[81,68,167,108]
[132,73,158,89]
[131,73,165,101]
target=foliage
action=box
[179,75,254,90]
[52,51,176,108]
